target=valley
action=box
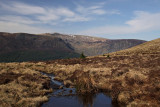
[0,38,159,106]
[0,32,146,62]
[0,0,159,107]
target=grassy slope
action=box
[0,38,159,107]
[41,38,160,106]
[111,38,160,55]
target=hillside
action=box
[40,38,159,106]
[0,38,159,106]
[112,38,160,55]
[0,32,80,62]
[0,32,146,62]
[43,33,146,56]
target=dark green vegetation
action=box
[80,52,86,59]
[0,32,79,62]
[0,50,79,62]
[0,32,146,62]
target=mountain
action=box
[0,32,80,62]
[0,32,146,62]
[42,33,146,56]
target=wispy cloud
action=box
[63,15,90,22]
[76,5,106,15]
[126,11,160,31]
[0,1,120,33]
[0,15,39,24]
[0,2,46,15]
[57,7,75,17]
[76,3,119,16]
[80,11,160,35]
[0,21,52,34]
[105,10,120,15]
[0,1,113,24]
[0,2,73,23]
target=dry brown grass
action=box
[0,38,159,106]
[40,38,159,106]
[0,63,52,107]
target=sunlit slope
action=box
[111,38,160,55]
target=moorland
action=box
[0,36,159,106]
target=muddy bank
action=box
[40,53,160,106]
[0,53,159,107]
[40,72,114,107]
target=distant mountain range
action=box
[44,33,146,56]
[0,32,146,62]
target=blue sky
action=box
[0,0,160,40]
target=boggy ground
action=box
[42,54,160,107]
[0,38,160,107]
[40,38,159,106]
[0,63,52,107]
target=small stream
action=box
[41,72,114,107]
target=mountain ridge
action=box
[0,32,146,62]
[42,33,146,56]
[0,32,80,62]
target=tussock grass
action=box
[40,38,160,106]
[0,63,52,107]
[0,38,160,106]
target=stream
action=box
[41,72,114,107]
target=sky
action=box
[0,0,160,41]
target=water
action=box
[41,72,113,107]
